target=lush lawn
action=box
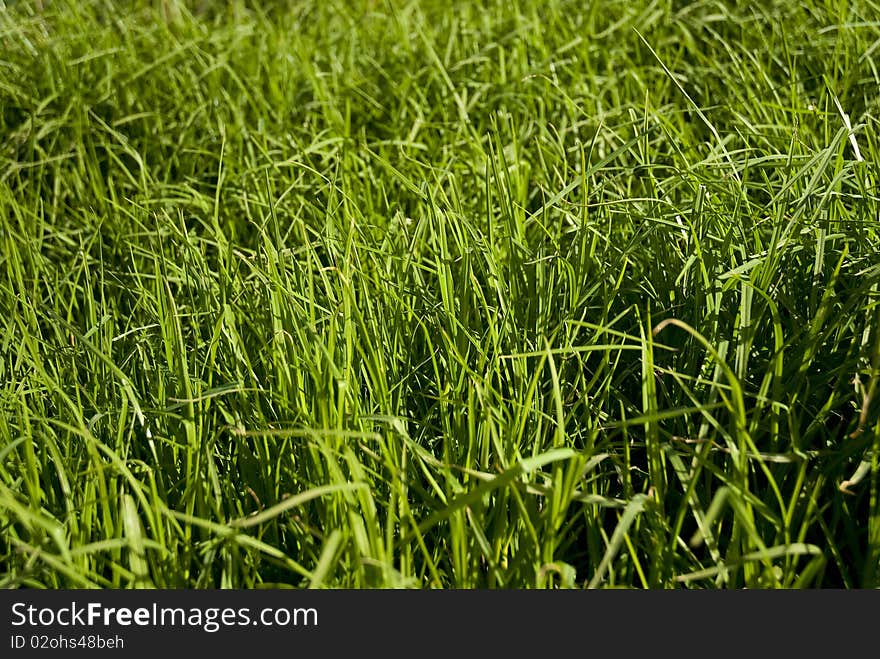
[1,0,878,588]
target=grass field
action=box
[1,0,879,589]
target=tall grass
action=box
[1,0,878,588]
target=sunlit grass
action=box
[1,0,878,588]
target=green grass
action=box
[1,0,879,588]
